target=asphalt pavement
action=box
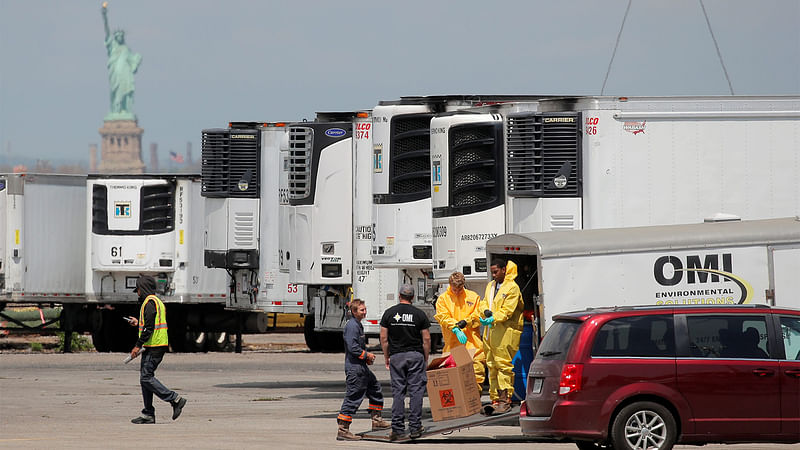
[0,333,796,449]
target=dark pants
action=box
[389,351,427,433]
[338,364,383,421]
[140,347,178,416]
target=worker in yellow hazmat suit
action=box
[433,272,486,392]
[479,258,523,413]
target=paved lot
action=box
[0,333,797,449]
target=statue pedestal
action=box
[98,119,145,173]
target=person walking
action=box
[335,299,390,441]
[380,284,430,440]
[479,259,523,414]
[433,271,486,393]
[127,275,186,424]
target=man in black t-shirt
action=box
[380,284,430,440]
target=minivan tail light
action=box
[559,363,583,395]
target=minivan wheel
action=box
[611,401,676,450]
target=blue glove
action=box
[451,326,468,344]
[479,316,495,327]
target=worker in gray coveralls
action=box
[336,298,391,440]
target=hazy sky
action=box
[0,0,798,164]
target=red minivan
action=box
[520,305,800,450]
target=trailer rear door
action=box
[771,245,800,307]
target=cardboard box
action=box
[426,345,481,421]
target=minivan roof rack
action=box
[561,303,774,316]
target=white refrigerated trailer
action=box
[83,174,262,352]
[0,173,86,304]
[432,95,800,294]
[202,122,307,319]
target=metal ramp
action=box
[358,406,520,442]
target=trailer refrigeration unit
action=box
[432,95,800,293]
[202,122,306,323]
[83,174,256,352]
[280,111,397,351]
[0,173,87,308]
[371,96,553,338]
[486,216,800,342]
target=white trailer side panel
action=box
[24,181,86,295]
[184,180,228,298]
[541,246,771,326]
[2,175,86,298]
[582,102,800,229]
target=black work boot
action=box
[336,418,361,441]
[171,396,187,420]
[131,415,155,424]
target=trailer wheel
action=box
[207,332,235,352]
[91,330,110,352]
[110,321,138,352]
[184,331,208,353]
[321,331,344,353]
[91,310,115,352]
[303,315,323,352]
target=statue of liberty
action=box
[101,2,142,121]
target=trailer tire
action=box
[110,321,138,352]
[303,315,323,352]
[91,310,115,352]
[184,331,208,353]
[91,330,110,352]
[207,332,235,352]
[321,331,344,353]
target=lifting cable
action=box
[601,0,632,95]
[699,0,735,94]
[602,0,735,96]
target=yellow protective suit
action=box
[434,286,486,389]
[480,260,523,401]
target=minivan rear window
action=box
[537,320,580,360]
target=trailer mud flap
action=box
[358,405,519,442]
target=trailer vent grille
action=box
[288,127,313,200]
[201,129,260,198]
[232,211,256,247]
[448,122,504,214]
[506,112,581,197]
[92,185,108,234]
[140,183,175,234]
[388,113,434,202]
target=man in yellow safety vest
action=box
[127,275,187,424]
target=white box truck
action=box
[486,216,800,343]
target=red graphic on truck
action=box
[623,120,646,135]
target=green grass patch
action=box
[56,332,95,352]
